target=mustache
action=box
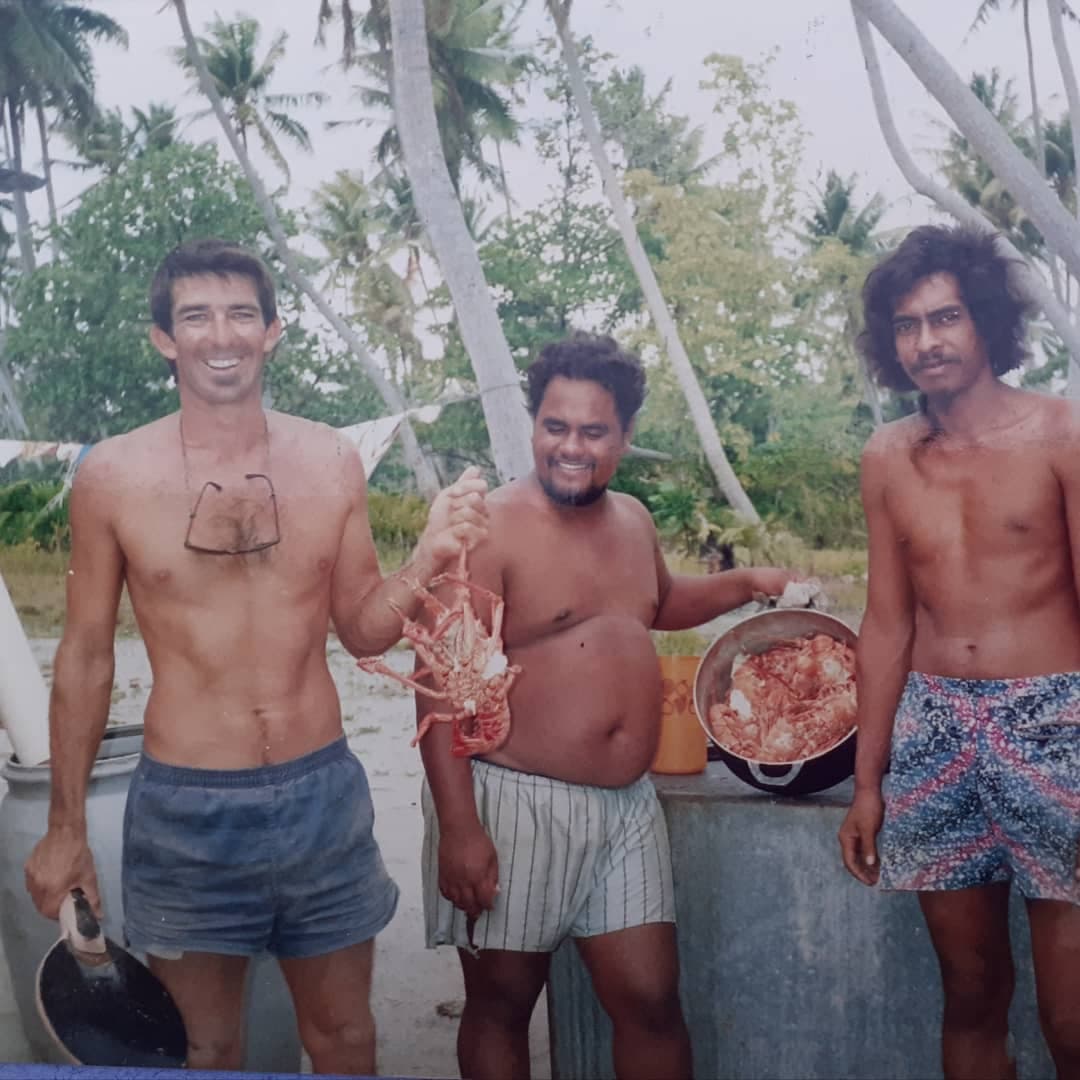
[913,354,957,373]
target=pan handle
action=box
[58,889,106,956]
[747,761,804,788]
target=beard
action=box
[538,473,609,507]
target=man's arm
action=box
[648,508,795,631]
[330,442,487,657]
[1053,402,1080,884]
[25,448,125,918]
[415,536,504,919]
[839,431,916,885]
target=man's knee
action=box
[186,1031,245,1070]
[1038,1000,1080,1061]
[599,974,685,1034]
[299,1008,375,1061]
[939,956,1014,1027]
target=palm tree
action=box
[803,171,886,425]
[386,0,534,483]
[130,102,181,156]
[0,0,127,271]
[934,70,1042,257]
[323,0,528,199]
[174,14,327,186]
[968,1,1080,298]
[545,0,759,521]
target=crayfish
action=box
[357,548,522,757]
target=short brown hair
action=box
[150,238,277,335]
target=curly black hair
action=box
[857,224,1031,393]
[525,333,646,431]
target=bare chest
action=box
[888,446,1065,565]
[115,479,347,602]
[500,521,659,645]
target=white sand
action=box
[24,637,552,1079]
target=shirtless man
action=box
[837,225,1080,1080]
[419,333,795,1080]
[24,238,486,1074]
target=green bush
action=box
[367,490,429,554]
[0,481,71,551]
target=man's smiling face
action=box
[532,376,630,507]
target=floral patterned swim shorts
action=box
[878,671,1080,903]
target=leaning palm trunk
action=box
[1047,0,1080,223]
[6,99,35,275]
[389,0,532,484]
[854,0,1080,285]
[34,104,59,257]
[546,0,758,522]
[171,0,440,498]
[853,5,1080,395]
[0,330,28,437]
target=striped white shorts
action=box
[422,759,676,953]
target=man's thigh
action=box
[918,883,1015,987]
[148,951,249,1068]
[575,922,682,1017]
[1027,898,1080,1024]
[279,938,375,1036]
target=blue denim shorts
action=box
[122,737,399,959]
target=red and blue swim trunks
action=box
[878,671,1080,904]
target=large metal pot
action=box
[693,609,858,796]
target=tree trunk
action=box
[1047,0,1080,220]
[546,0,760,522]
[854,0,1080,284]
[7,98,36,275]
[171,0,441,498]
[0,329,29,437]
[852,4,1080,395]
[34,103,59,256]
[388,0,533,484]
[1021,1,1065,302]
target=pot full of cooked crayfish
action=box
[692,605,859,796]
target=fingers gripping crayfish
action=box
[357,549,522,757]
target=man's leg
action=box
[148,952,250,1069]
[279,939,377,1075]
[575,922,691,1080]
[457,947,550,1080]
[1027,898,1080,1078]
[919,882,1016,1080]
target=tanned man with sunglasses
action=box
[25,239,488,1074]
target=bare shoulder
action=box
[269,412,363,486]
[73,417,172,497]
[862,414,921,461]
[610,489,657,532]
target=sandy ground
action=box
[16,637,551,1079]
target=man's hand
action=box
[417,466,489,570]
[838,788,884,886]
[25,827,102,921]
[438,822,499,919]
[748,567,801,600]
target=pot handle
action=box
[747,761,804,787]
[59,888,106,956]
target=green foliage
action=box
[366,489,428,551]
[0,480,69,550]
[739,386,870,549]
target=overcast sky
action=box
[26,1,1078,235]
